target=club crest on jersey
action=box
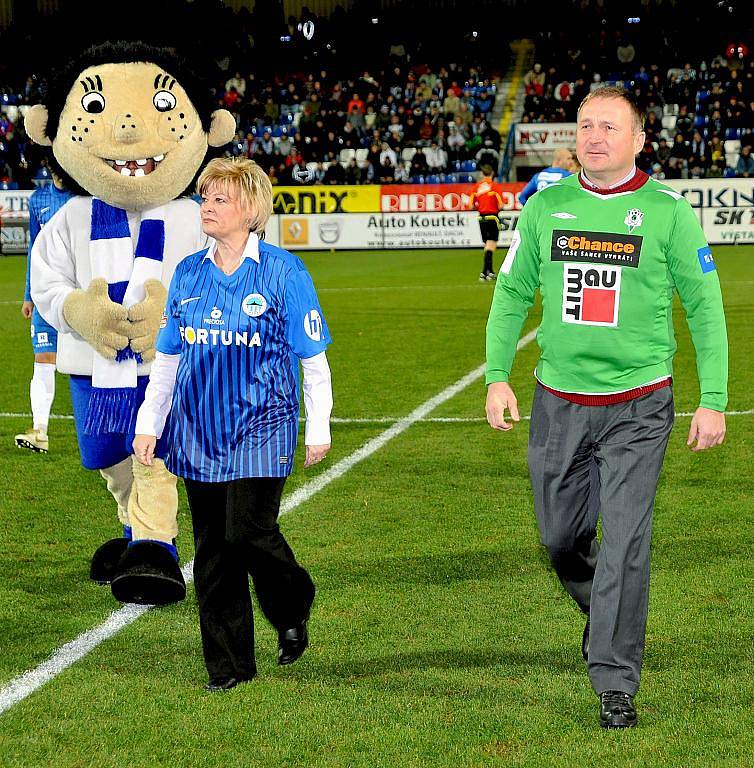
[624,208,644,233]
[204,306,225,326]
[562,263,622,327]
[242,293,267,317]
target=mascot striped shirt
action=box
[153,234,331,481]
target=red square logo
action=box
[581,288,616,323]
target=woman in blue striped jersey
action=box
[133,157,332,691]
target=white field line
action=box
[0,327,538,716]
[2,409,753,425]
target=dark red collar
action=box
[578,168,650,195]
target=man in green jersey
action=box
[485,87,727,729]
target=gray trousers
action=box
[528,383,674,695]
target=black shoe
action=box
[278,622,308,665]
[110,541,186,606]
[582,618,590,661]
[600,690,637,729]
[90,537,131,585]
[204,676,244,692]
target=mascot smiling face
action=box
[27,42,235,606]
[26,42,235,210]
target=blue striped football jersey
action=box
[25,183,74,301]
[156,239,331,481]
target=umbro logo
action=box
[551,212,577,219]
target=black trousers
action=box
[184,476,315,680]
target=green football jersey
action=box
[486,173,728,411]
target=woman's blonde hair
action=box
[196,157,273,235]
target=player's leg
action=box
[478,217,501,280]
[528,384,600,617]
[589,387,674,717]
[227,477,315,665]
[15,308,58,453]
[185,477,257,687]
[484,238,498,279]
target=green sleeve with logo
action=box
[667,198,728,411]
[485,196,541,384]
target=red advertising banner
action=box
[380,183,525,213]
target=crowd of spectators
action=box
[1,0,753,187]
[520,1,754,179]
[521,55,754,179]
[0,0,505,190]
[220,64,501,185]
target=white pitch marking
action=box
[2,408,753,425]
[0,327,539,716]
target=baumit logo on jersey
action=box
[562,264,622,326]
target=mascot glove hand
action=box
[128,279,168,363]
[62,279,131,361]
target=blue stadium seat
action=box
[451,160,462,172]
[725,127,741,139]
[460,159,477,172]
[427,174,441,184]
[696,89,710,103]
[694,115,708,128]
[410,175,426,184]
[723,167,737,178]
[271,126,283,137]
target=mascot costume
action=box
[27,41,235,605]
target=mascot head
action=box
[25,41,236,210]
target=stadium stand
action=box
[518,2,754,180]
[0,0,752,187]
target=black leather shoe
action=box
[600,690,637,729]
[204,676,248,692]
[278,622,308,665]
[582,618,590,661]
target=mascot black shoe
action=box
[111,540,185,605]
[27,41,235,604]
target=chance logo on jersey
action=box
[551,230,642,267]
[562,263,622,326]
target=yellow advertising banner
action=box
[272,185,380,214]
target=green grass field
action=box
[0,246,752,767]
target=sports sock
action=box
[30,362,55,432]
[483,249,494,273]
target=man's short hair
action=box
[577,86,645,133]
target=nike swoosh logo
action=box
[551,212,577,219]
[180,296,202,305]
[40,207,50,215]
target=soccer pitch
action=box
[0,246,752,767]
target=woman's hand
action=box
[133,434,157,466]
[304,443,330,468]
